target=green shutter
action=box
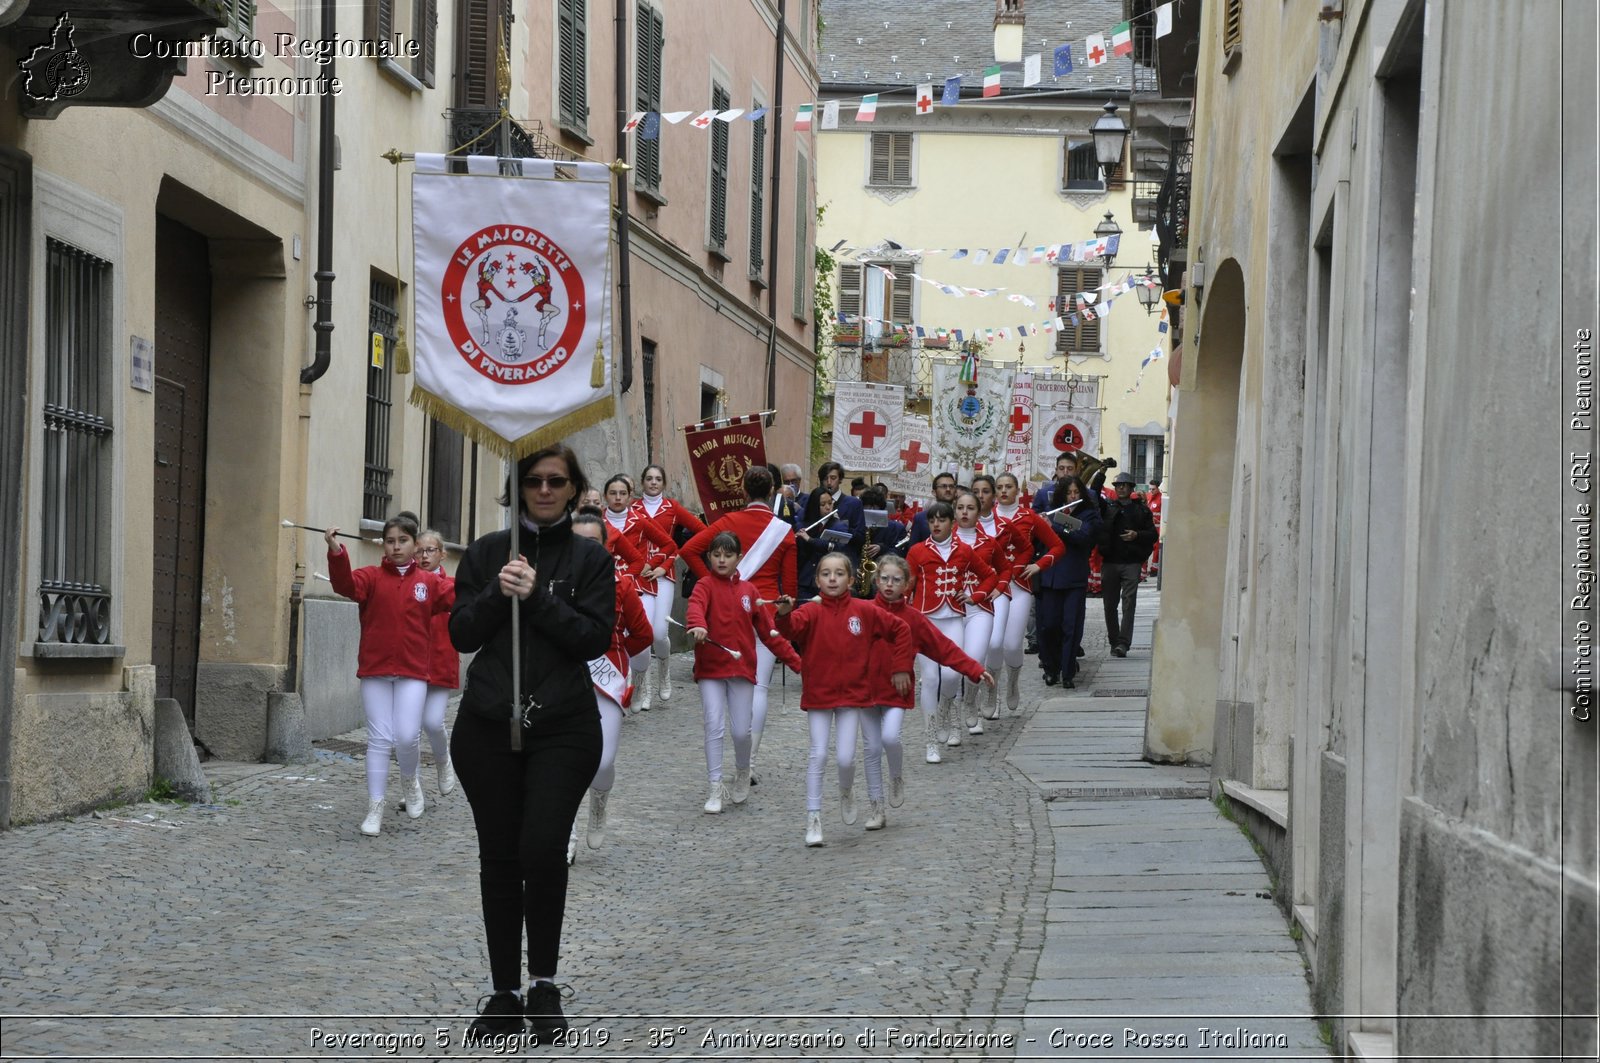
[708,84,730,248]
[749,113,767,274]
[836,263,861,317]
[634,2,663,190]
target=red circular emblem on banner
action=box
[1051,422,1085,452]
[441,225,587,384]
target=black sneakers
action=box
[1075,645,1086,658]
[1111,645,1128,657]
[1043,671,1059,686]
[525,980,572,1044]
[466,990,524,1041]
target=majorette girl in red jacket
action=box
[325,513,452,838]
[413,528,461,802]
[905,500,997,752]
[992,472,1065,711]
[775,551,912,848]
[602,474,679,712]
[684,531,802,817]
[867,554,993,803]
[569,510,654,855]
[630,465,708,705]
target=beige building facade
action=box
[1146,0,1596,1056]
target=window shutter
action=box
[837,263,862,317]
[793,151,810,317]
[890,133,912,185]
[458,0,497,107]
[418,0,437,86]
[376,0,392,45]
[1224,0,1243,53]
[709,83,730,248]
[1056,265,1104,354]
[749,113,767,273]
[869,132,890,184]
[558,0,587,130]
[235,0,255,38]
[890,271,913,323]
[634,2,663,190]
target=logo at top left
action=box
[18,12,91,103]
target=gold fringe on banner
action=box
[408,386,617,459]
[590,335,606,389]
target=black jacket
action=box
[449,516,616,722]
[1098,497,1159,565]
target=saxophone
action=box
[856,533,878,596]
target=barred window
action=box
[634,2,664,194]
[707,81,731,252]
[365,274,398,522]
[1056,263,1104,355]
[39,239,114,645]
[1130,434,1166,486]
[557,0,588,134]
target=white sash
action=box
[588,654,627,705]
[737,514,791,581]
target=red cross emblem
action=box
[1087,43,1106,64]
[900,438,930,473]
[848,410,889,450]
[916,94,933,114]
[1010,405,1031,435]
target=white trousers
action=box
[960,609,994,695]
[360,676,427,801]
[699,677,755,784]
[878,706,906,780]
[918,615,966,722]
[421,685,451,761]
[646,577,677,659]
[999,585,1034,668]
[751,640,778,757]
[591,692,624,792]
[854,708,888,800]
[986,594,1012,670]
[807,708,864,811]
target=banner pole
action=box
[509,513,523,752]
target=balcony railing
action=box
[447,110,578,160]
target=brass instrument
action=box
[1075,452,1110,491]
[857,507,888,596]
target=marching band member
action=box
[992,472,1065,711]
[602,474,678,711]
[629,464,706,706]
[953,488,1006,737]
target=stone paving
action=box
[0,585,1325,1060]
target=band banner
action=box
[1034,377,1102,464]
[932,360,1009,475]
[682,413,769,519]
[831,381,905,473]
[1003,372,1036,479]
[410,154,613,455]
[881,414,934,499]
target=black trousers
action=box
[1035,585,1088,681]
[1100,560,1144,650]
[452,706,602,989]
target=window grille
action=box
[39,238,113,645]
[365,275,397,522]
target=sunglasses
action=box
[522,475,571,491]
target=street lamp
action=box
[1136,264,1159,314]
[1089,100,1130,176]
[1094,210,1122,268]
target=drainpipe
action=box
[300,0,337,384]
[613,0,634,396]
[763,0,788,417]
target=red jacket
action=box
[869,595,985,708]
[905,537,997,616]
[328,549,453,681]
[605,529,649,581]
[679,502,799,601]
[628,496,705,583]
[684,571,801,681]
[606,507,678,594]
[426,574,460,688]
[779,594,913,710]
[956,524,1008,610]
[991,505,1065,595]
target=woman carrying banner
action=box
[601,474,678,712]
[449,445,614,1044]
[629,464,706,706]
[991,472,1064,710]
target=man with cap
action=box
[1098,472,1159,656]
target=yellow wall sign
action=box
[370,331,385,369]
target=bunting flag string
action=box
[838,234,1124,268]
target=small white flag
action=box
[820,99,840,129]
[715,108,745,122]
[689,109,718,129]
[1023,53,1041,86]
[661,111,694,124]
[1156,1,1174,38]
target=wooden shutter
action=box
[558,0,587,131]
[869,132,891,184]
[417,0,437,87]
[234,0,255,38]
[456,0,502,107]
[708,83,730,248]
[889,270,913,323]
[1223,0,1243,53]
[890,133,911,185]
[836,263,862,317]
[634,2,663,190]
[793,151,809,316]
[372,0,392,46]
[749,112,767,274]
[1056,264,1103,355]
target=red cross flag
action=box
[915,83,934,115]
[1003,372,1036,479]
[881,413,933,498]
[832,380,905,473]
[410,154,613,455]
[1085,34,1109,67]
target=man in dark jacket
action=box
[1099,472,1159,656]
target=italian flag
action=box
[1112,21,1133,57]
[857,94,878,122]
[982,65,1002,97]
[793,103,814,130]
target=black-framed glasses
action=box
[522,475,571,492]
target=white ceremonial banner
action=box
[411,155,613,453]
[1003,372,1036,479]
[832,380,905,473]
[881,414,934,498]
[932,362,1009,475]
[1034,376,1102,465]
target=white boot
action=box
[359,798,384,837]
[864,800,887,830]
[1005,665,1022,711]
[966,685,985,735]
[944,698,962,747]
[890,774,906,807]
[840,786,857,825]
[655,655,673,701]
[636,670,654,713]
[924,713,942,764]
[586,788,609,849]
[402,774,425,818]
[437,756,458,795]
[804,811,824,847]
[983,679,1001,721]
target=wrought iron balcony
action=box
[447,109,578,160]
